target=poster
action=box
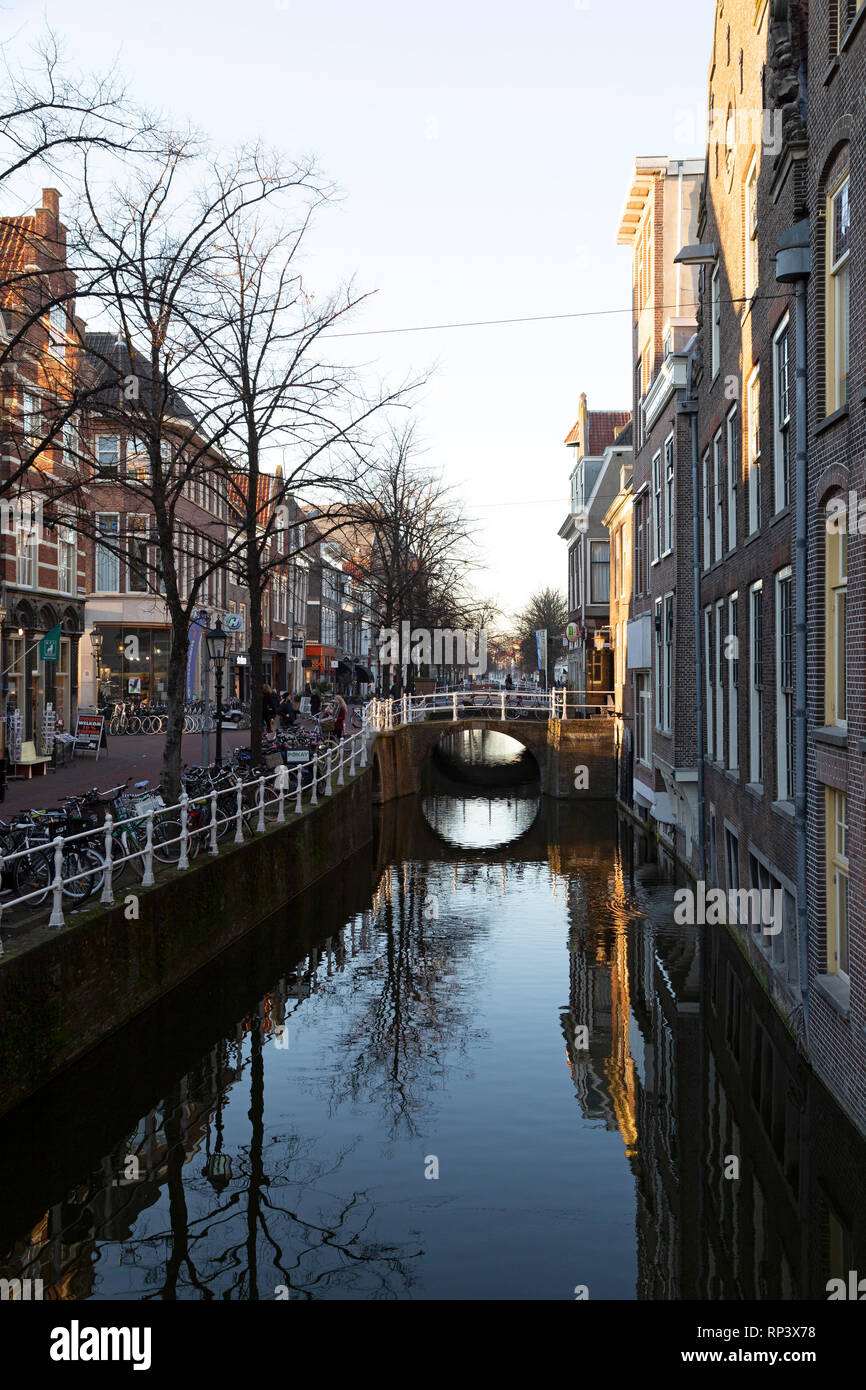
[73,712,105,758]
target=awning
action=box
[336,658,353,675]
[354,665,374,682]
[650,793,675,825]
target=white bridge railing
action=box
[362,689,616,730]
[0,725,369,936]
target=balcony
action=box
[642,349,690,433]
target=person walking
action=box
[262,684,279,734]
[332,693,348,740]
[310,687,322,717]
[278,690,298,730]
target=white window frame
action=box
[726,403,738,552]
[663,433,674,554]
[827,172,850,414]
[775,567,794,803]
[728,592,739,772]
[95,512,121,592]
[749,580,763,786]
[95,434,120,475]
[704,605,714,759]
[747,367,761,535]
[715,597,725,763]
[652,451,662,562]
[711,263,721,377]
[773,316,791,513]
[702,451,711,569]
[713,429,724,563]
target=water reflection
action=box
[421,793,539,849]
[1,796,865,1300]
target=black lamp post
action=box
[205,620,228,767]
[90,628,104,705]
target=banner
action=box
[39,624,61,661]
[186,611,207,701]
[535,629,548,671]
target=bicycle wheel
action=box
[128,716,141,734]
[14,848,53,906]
[109,717,120,736]
[62,845,104,901]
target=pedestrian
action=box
[262,684,279,734]
[332,693,348,740]
[310,686,322,717]
[505,674,514,691]
[278,690,298,730]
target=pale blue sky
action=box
[14,0,713,619]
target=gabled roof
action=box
[565,409,631,455]
[84,331,196,422]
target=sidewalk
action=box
[0,727,252,815]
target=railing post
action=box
[100,814,115,904]
[142,811,155,887]
[311,751,319,805]
[234,778,245,843]
[295,765,304,815]
[452,692,457,722]
[500,690,506,720]
[325,746,333,795]
[402,693,408,725]
[257,775,266,833]
[350,734,357,776]
[337,739,345,785]
[210,790,219,855]
[178,791,190,870]
[360,731,368,768]
[276,766,287,823]
[48,833,65,928]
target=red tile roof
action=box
[564,410,631,454]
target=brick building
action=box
[617,156,703,851]
[804,0,866,1132]
[0,189,87,742]
[559,395,630,699]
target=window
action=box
[747,369,761,534]
[776,570,794,802]
[96,513,120,590]
[127,437,150,484]
[62,416,79,465]
[48,302,67,359]
[716,598,725,763]
[635,672,651,765]
[655,599,663,728]
[702,451,711,568]
[15,520,38,587]
[590,541,610,605]
[95,435,119,476]
[713,430,724,562]
[711,264,721,377]
[652,452,662,560]
[825,509,847,727]
[664,434,674,553]
[705,606,714,758]
[127,515,150,593]
[634,496,645,595]
[773,320,790,511]
[728,593,739,771]
[726,404,738,551]
[725,825,740,891]
[825,789,849,978]
[21,390,40,445]
[57,522,76,594]
[664,595,673,733]
[745,159,758,300]
[750,581,763,784]
[826,172,850,413]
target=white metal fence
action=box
[364,689,616,729]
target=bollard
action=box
[178,791,190,870]
[235,778,245,844]
[48,833,65,928]
[142,811,155,887]
[100,814,115,904]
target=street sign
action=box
[39,624,61,661]
[283,748,309,763]
[73,712,105,760]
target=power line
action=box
[323,293,786,340]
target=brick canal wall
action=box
[0,769,373,1117]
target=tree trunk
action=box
[247,523,264,766]
[161,612,189,802]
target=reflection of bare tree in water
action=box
[326,863,484,1141]
[124,1018,420,1300]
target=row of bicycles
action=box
[102,699,251,735]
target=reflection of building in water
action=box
[1,930,358,1300]
[561,853,638,1159]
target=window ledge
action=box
[771,799,795,820]
[770,505,791,528]
[746,781,764,799]
[813,724,848,749]
[815,405,850,437]
[823,56,840,86]
[743,529,762,546]
[723,767,740,782]
[814,972,851,1018]
[841,4,866,52]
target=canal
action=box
[1,730,864,1300]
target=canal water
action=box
[1,730,864,1300]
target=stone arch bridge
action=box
[368,715,615,803]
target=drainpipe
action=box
[776,219,812,1054]
[684,366,707,884]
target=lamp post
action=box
[205,620,228,767]
[89,628,104,706]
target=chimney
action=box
[40,188,60,219]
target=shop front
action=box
[90,623,172,706]
[2,599,83,744]
[304,644,336,687]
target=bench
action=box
[9,739,51,779]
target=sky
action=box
[11,0,713,620]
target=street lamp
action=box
[205,620,228,767]
[90,629,104,704]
